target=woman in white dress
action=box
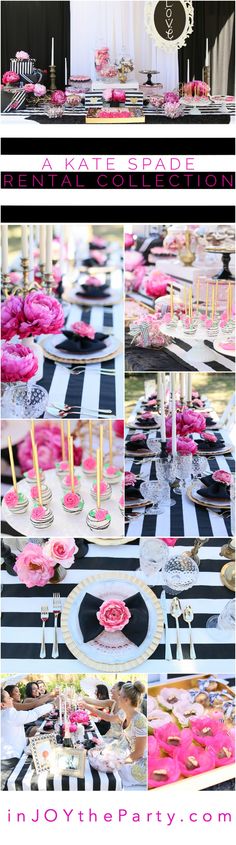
[79,681,126,740]
[87,680,147,789]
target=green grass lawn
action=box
[125,373,235,422]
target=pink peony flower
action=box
[178,741,216,777]
[2,71,20,85]
[112,419,124,439]
[4,490,20,508]
[166,410,206,437]
[1,342,38,383]
[23,83,35,92]
[167,436,198,456]
[102,87,113,101]
[96,599,131,632]
[125,233,135,249]
[148,755,180,788]
[15,51,29,59]
[19,291,64,337]
[43,538,78,568]
[125,472,136,486]
[63,492,80,508]
[1,296,24,340]
[212,470,232,485]
[112,88,126,103]
[14,542,55,588]
[18,422,65,472]
[160,538,178,546]
[84,275,103,287]
[69,709,90,726]
[71,321,95,339]
[201,432,217,443]
[34,83,46,97]
[125,251,144,273]
[51,89,66,105]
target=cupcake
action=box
[86,507,111,532]
[82,456,97,475]
[177,741,216,777]
[62,492,84,514]
[173,701,204,727]
[30,505,54,529]
[103,463,122,483]
[30,484,52,505]
[90,480,112,501]
[3,489,29,514]
[148,755,180,788]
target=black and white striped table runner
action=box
[1,540,234,675]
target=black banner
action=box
[2,137,235,155]
[2,206,235,223]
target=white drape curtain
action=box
[70,0,179,90]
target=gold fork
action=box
[40,605,49,659]
[52,593,61,659]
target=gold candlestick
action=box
[39,262,45,285]
[204,66,210,88]
[21,257,29,297]
[44,272,53,294]
[1,273,11,297]
[49,64,57,92]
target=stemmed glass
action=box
[139,538,169,578]
[155,456,177,506]
[174,454,193,495]
[140,479,169,515]
[206,599,235,640]
[192,455,209,479]
[146,433,161,455]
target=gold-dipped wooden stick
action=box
[7,436,17,492]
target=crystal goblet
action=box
[192,455,209,478]
[2,382,49,419]
[175,454,192,494]
[206,598,235,639]
[162,552,199,594]
[139,538,169,578]
[140,480,168,515]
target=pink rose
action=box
[1,342,38,383]
[51,89,66,105]
[34,84,46,97]
[2,71,20,85]
[4,490,20,508]
[103,87,113,101]
[63,492,81,508]
[15,51,29,59]
[1,295,24,340]
[93,481,108,494]
[96,599,131,632]
[18,291,64,337]
[64,473,79,487]
[83,456,96,470]
[125,472,136,486]
[105,466,117,476]
[84,275,103,287]
[14,542,55,588]
[23,83,35,92]
[130,433,146,441]
[95,508,109,520]
[31,506,47,520]
[212,471,232,485]
[112,419,124,439]
[202,432,217,443]
[17,422,64,472]
[69,710,89,726]
[166,410,206,437]
[43,538,78,568]
[71,321,95,339]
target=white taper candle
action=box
[29,224,34,283]
[1,224,8,274]
[45,225,53,273]
[187,373,192,403]
[22,225,28,259]
[39,225,46,265]
[171,373,177,456]
[160,380,166,442]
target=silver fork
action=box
[40,605,49,659]
[52,593,61,659]
[51,402,112,415]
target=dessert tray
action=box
[148,675,235,792]
[61,571,163,670]
[86,107,145,123]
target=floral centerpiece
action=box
[6,538,78,587]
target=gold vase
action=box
[179,229,196,266]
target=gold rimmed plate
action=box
[125,499,153,510]
[40,335,122,365]
[187,484,230,510]
[61,571,163,671]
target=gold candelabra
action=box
[204,66,210,88]
[49,64,57,92]
[21,257,29,297]
[44,272,53,294]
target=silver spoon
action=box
[170,597,183,660]
[183,606,196,659]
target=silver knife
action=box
[160,590,172,661]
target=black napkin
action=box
[83,257,107,268]
[125,480,143,500]
[89,240,107,250]
[79,282,110,299]
[196,435,224,453]
[56,330,108,355]
[79,592,148,646]
[136,417,157,428]
[203,416,216,428]
[126,437,147,452]
[197,474,230,501]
